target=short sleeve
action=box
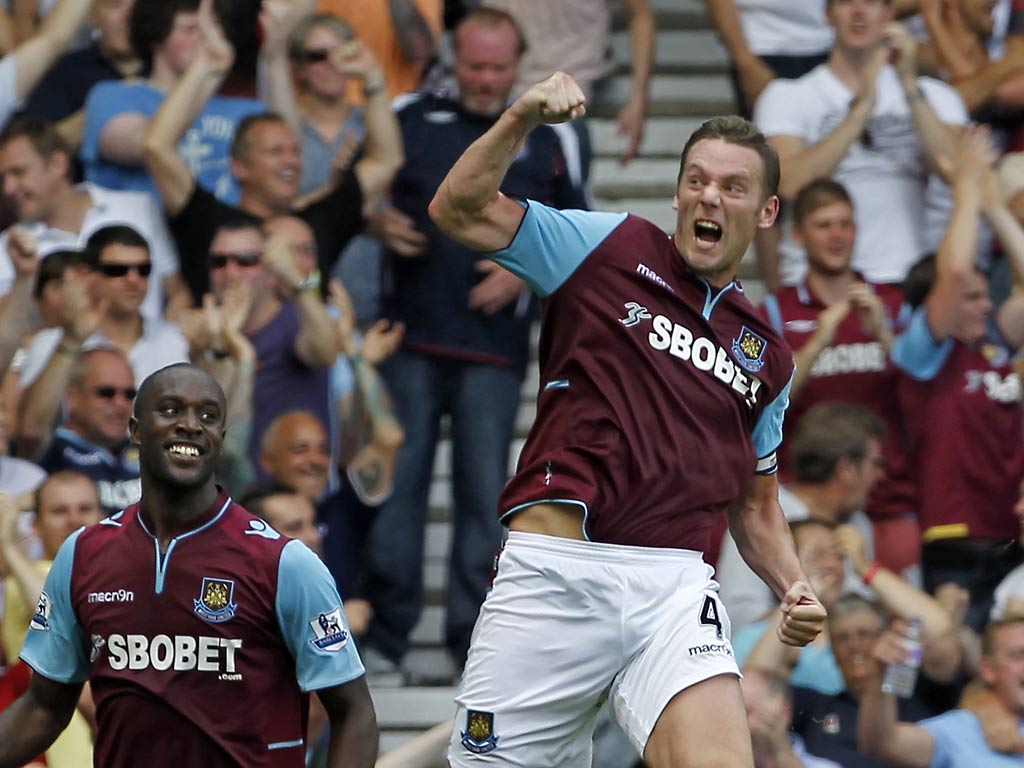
[753,80,807,138]
[275,540,365,692]
[81,81,131,164]
[751,370,793,472]
[19,528,90,684]
[489,200,626,297]
[920,78,969,126]
[891,306,954,381]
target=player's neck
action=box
[139,480,221,549]
[807,269,856,306]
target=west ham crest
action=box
[731,326,768,372]
[194,577,238,623]
[461,709,499,754]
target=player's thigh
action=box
[643,673,752,768]
[447,541,621,767]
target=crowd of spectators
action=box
[0,0,1022,766]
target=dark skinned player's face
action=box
[130,369,226,490]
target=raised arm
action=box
[615,0,654,164]
[857,633,936,768]
[704,0,775,113]
[727,473,827,646]
[886,23,960,181]
[765,48,885,201]
[15,281,105,460]
[262,233,340,367]
[982,159,1024,349]
[387,0,438,68]
[789,299,851,397]
[142,0,234,217]
[430,72,587,251]
[0,672,83,766]
[0,493,45,624]
[10,0,95,100]
[0,230,39,380]
[256,0,316,133]
[835,524,960,682]
[922,127,993,343]
[333,42,404,216]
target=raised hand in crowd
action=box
[366,208,429,259]
[0,228,40,379]
[848,283,894,351]
[469,261,527,315]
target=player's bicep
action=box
[275,540,365,692]
[751,371,793,474]
[438,192,528,254]
[488,200,627,297]
[19,528,89,684]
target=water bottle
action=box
[881,617,923,697]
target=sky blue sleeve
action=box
[19,528,89,684]
[275,540,365,692]
[891,307,954,381]
[752,370,793,470]
[489,200,627,297]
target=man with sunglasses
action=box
[18,225,189,391]
[15,226,189,466]
[31,348,143,515]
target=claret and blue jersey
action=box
[20,489,364,768]
[492,201,795,552]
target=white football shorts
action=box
[448,531,739,766]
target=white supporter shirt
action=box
[18,319,190,388]
[0,55,17,128]
[0,183,180,320]
[755,65,968,285]
[736,0,832,57]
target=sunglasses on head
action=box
[209,252,262,270]
[297,47,331,64]
[94,386,137,401]
[97,262,152,278]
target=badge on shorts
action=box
[461,709,499,754]
[731,326,767,373]
[193,577,238,623]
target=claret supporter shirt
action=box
[21,489,364,767]
[492,201,795,551]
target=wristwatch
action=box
[293,270,321,294]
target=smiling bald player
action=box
[0,363,377,768]
[430,72,827,768]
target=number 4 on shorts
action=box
[699,595,723,639]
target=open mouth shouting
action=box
[694,219,723,248]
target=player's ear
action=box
[128,416,140,445]
[758,195,780,230]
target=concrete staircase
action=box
[369,1,756,761]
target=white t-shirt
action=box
[0,183,180,320]
[0,55,18,129]
[735,0,833,57]
[754,65,969,285]
[18,319,190,389]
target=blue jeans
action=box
[363,352,522,666]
